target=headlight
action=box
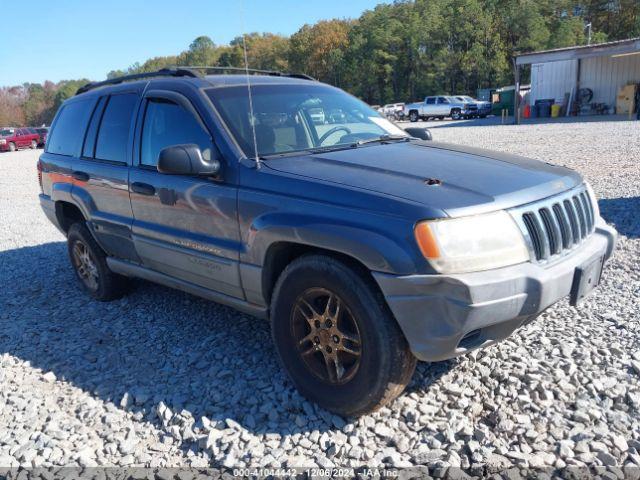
[0,139,5,145]
[584,181,600,219]
[414,211,530,274]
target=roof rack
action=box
[75,68,199,95]
[181,65,315,81]
[75,66,315,95]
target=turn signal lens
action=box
[414,222,440,259]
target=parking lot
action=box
[1,119,639,471]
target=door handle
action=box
[131,182,156,196]
[72,171,89,182]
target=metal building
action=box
[514,37,640,121]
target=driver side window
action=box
[140,98,212,167]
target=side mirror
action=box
[157,144,221,176]
[404,127,432,141]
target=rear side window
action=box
[47,99,94,156]
[82,96,107,158]
[94,93,138,162]
[426,98,435,105]
[140,99,212,167]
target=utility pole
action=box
[585,22,592,45]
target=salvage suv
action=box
[39,68,617,416]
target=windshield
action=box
[457,96,474,102]
[0,129,14,137]
[206,84,407,157]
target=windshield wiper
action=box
[307,144,359,154]
[355,134,410,146]
[259,143,358,159]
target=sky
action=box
[1,0,384,86]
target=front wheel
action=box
[271,255,416,416]
[8,142,16,152]
[451,109,462,120]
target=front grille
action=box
[513,185,596,263]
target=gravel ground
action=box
[1,119,639,472]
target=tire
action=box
[480,114,487,119]
[8,142,16,152]
[451,109,462,120]
[67,222,129,301]
[30,140,37,149]
[270,254,417,416]
[409,111,419,122]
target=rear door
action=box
[424,97,436,115]
[437,96,450,115]
[71,89,140,262]
[128,89,242,298]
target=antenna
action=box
[240,0,261,169]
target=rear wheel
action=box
[271,255,416,416]
[409,111,419,122]
[67,223,129,301]
[8,142,16,152]
[30,140,37,149]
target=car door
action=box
[437,97,450,115]
[424,97,436,116]
[15,129,26,148]
[128,90,242,299]
[71,90,140,262]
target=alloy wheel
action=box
[291,288,362,385]
[72,241,99,291]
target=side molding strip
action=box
[106,258,268,320]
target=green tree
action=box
[179,35,219,66]
[289,19,352,85]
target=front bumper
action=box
[374,221,617,362]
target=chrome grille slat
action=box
[539,207,562,256]
[579,192,594,232]
[522,212,545,260]
[563,199,580,245]
[511,184,596,265]
[573,196,587,238]
[552,203,571,249]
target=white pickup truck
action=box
[404,96,478,121]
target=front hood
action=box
[265,141,582,217]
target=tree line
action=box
[2,0,638,127]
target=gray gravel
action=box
[1,119,639,471]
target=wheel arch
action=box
[261,241,382,307]
[55,200,86,233]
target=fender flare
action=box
[246,212,417,274]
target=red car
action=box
[0,127,40,152]
[33,127,49,147]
